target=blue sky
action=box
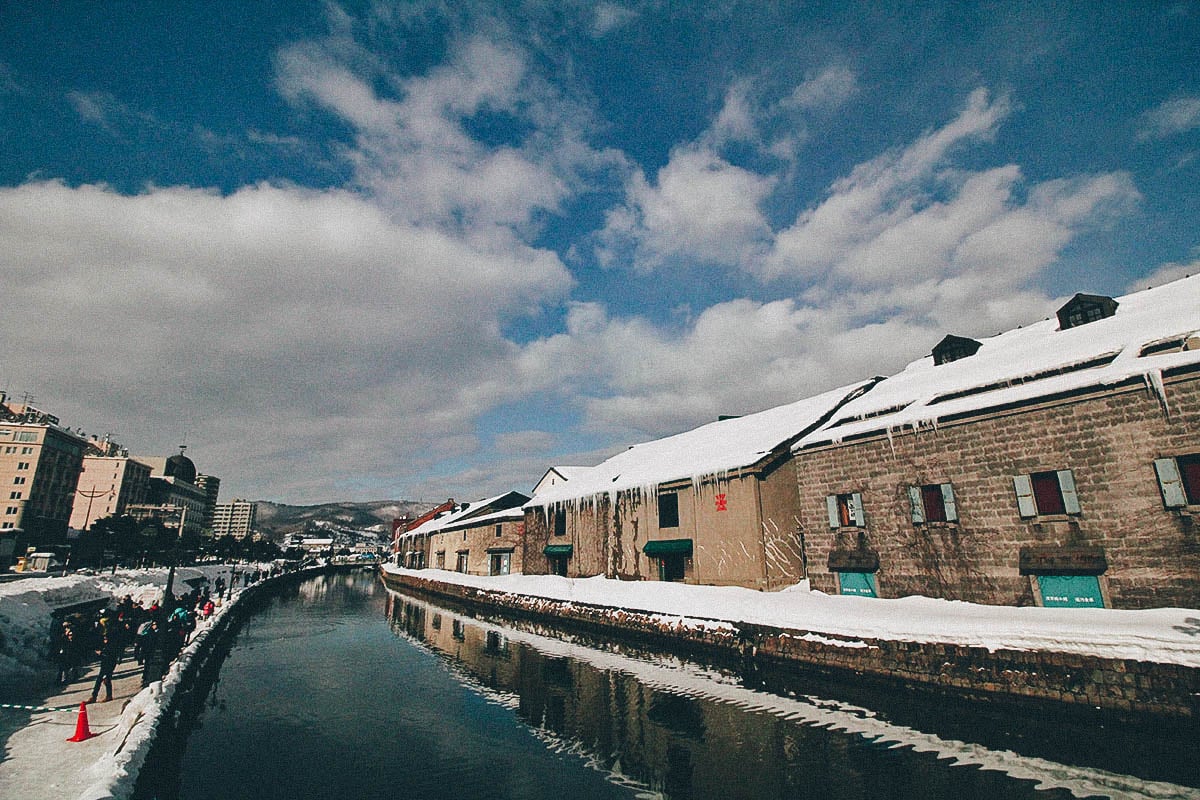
[1,1,1198,504]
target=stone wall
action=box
[794,369,1200,608]
[383,570,1200,718]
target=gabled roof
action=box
[528,381,874,508]
[404,491,530,537]
[439,505,527,533]
[532,465,592,496]
[797,274,1200,449]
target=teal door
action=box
[1038,575,1104,608]
[837,571,877,597]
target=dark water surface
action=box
[154,572,1199,800]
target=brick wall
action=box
[795,371,1200,608]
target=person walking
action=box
[89,631,123,703]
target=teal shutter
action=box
[908,486,925,524]
[1154,458,1187,508]
[941,483,958,522]
[838,571,878,597]
[1057,470,1081,515]
[1013,475,1036,517]
[1038,575,1104,608]
[826,495,840,528]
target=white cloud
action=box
[1137,96,1200,140]
[783,65,858,111]
[536,88,1142,445]
[276,33,614,233]
[1128,258,1200,293]
[0,180,572,501]
[598,147,775,270]
[591,2,638,36]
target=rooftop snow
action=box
[403,491,528,537]
[528,382,872,508]
[797,274,1200,448]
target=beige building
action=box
[70,443,152,531]
[404,492,530,575]
[212,499,257,538]
[0,398,87,568]
[523,383,870,588]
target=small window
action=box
[12,476,25,485]
[553,508,566,537]
[908,484,958,523]
[1056,293,1118,330]
[658,492,679,528]
[489,551,511,576]
[495,524,502,538]
[20,447,32,454]
[9,491,20,500]
[16,462,28,470]
[1154,455,1200,507]
[5,506,16,514]
[826,493,865,528]
[1013,470,1080,517]
[456,551,469,573]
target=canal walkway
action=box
[0,565,273,800]
[0,643,161,799]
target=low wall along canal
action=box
[383,570,1200,719]
[129,568,1198,800]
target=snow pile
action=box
[0,567,227,695]
[384,564,1200,667]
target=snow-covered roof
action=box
[797,274,1200,449]
[438,505,526,532]
[403,491,529,537]
[532,465,593,496]
[528,382,873,508]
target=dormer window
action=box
[1056,294,1118,330]
[931,335,982,366]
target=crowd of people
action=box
[52,583,221,702]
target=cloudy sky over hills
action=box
[1,1,1197,503]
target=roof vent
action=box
[1056,294,1118,330]
[932,334,982,366]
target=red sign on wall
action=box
[715,494,728,512]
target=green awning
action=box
[643,538,693,557]
[543,544,573,556]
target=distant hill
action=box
[253,500,435,540]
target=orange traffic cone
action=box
[66,701,96,742]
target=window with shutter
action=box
[1015,470,1081,516]
[910,483,958,523]
[828,493,866,527]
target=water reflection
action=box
[385,589,1200,800]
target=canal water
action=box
[147,571,1200,800]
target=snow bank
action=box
[383,565,1200,667]
[75,583,244,800]
[0,567,228,694]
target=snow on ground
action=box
[384,564,1200,667]
[0,564,272,800]
[0,566,231,695]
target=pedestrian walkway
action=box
[0,648,146,799]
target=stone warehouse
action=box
[522,383,874,590]
[792,282,1200,609]
[405,275,1200,610]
